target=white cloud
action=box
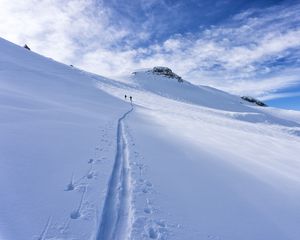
[260,91,300,101]
[0,0,129,61]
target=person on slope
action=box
[124,94,127,100]
[129,96,132,103]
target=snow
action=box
[1,37,300,240]
[259,107,300,124]
[0,38,129,239]
[96,107,134,240]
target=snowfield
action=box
[1,37,300,240]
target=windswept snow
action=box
[1,37,300,240]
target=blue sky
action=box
[0,0,299,110]
[103,0,288,44]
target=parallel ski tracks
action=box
[96,107,134,240]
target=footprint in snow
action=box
[65,173,75,191]
[146,181,153,187]
[147,220,168,240]
[70,188,86,220]
[142,188,148,193]
[65,182,75,191]
[86,165,96,180]
[70,210,80,219]
[86,171,96,179]
[148,227,158,239]
[142,181,153,194]
[144,207,152,214]
[144,199,152,213]
[155,219,166,228]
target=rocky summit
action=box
[150,66,183,82]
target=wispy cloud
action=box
[0,0,300,99]
[260,91,300,101]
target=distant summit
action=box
[150,66,183,82]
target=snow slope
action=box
[97,71,300,240]
[0,38,130,240]
[1,37,300,240]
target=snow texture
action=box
[1,37,300,240]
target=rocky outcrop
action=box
[241,96,267,107]
[23,44,31,50]
[150,67,183,82]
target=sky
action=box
[0,0,299,110]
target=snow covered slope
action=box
[1,37,300,240]
[97,70,300,240]
[0,38,130,239]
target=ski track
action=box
[96,107,134,240]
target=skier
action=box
[124,94,127,100]
[129,96,132,103]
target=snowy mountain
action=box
[1,37,300,240]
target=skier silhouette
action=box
[124,94,127,100]
[129,96,132,103]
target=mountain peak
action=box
[133,66,183,82]
[150,66,183,82]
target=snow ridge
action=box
[96,107,134,240]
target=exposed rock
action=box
[241,96,267,107]
[150,66,183,82]
[23,44,31,50]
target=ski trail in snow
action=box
[38,216,52,240]
[96,107,134,240]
